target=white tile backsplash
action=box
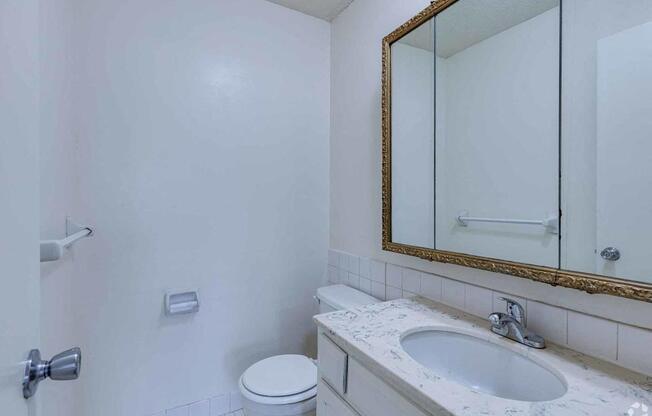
[327,249,652,377]
[441,278,465,309]
[370,260,386,283]
[386,264,403,288]
[617,324,652,376]
[166,406,189,416]
[209,395,229,416]
[464,285,493,319]
[568,311,618,361]
[526,300,568,345]
[386,286,403,300]
[371,281,386,300]
[189,400,209,416]
[347,255,360,275]
[359,277,372,295]
[338,268,348,284]
[153,391,238,416]
[420,273,442,301]
[328,266,338,284]
[402,268,421,293]
[347,273,360,289]
[359,257,371,279]
[338,251,348,271]
[229,392,243,412]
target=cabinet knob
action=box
[600,247,621,261]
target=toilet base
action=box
[241,395,316,416]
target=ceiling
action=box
[398,0,559,57]
[399,19,435,53]
[436,0,558,57]
[265,0,354,21]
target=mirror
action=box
[433,0,559,268]
[383,0,652,302]
[561,0,652,284]
[391,17,435,249]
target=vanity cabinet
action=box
[317,332,433,416]
[317,380,359,416]
[317,330,349,395]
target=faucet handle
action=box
[488,312,503,327]
[499,297,526,326]
[487,312,509,336]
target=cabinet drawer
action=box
[346,357,429,416]
[318,332,348,395]
[317,379,360,416]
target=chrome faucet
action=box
[488,297,545,349]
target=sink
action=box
[401,330,567,402]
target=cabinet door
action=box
[318,332,349,395]
[346,358,431,416]
[317,380,359,416]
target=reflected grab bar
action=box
[456,211,558,234]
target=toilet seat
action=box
[239,354,317,405]
[240,379,317,405]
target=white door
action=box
[596,21,652,283]
[0,0,41,413]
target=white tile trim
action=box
[153,391,243,416]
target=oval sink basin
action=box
[401,330,567,402]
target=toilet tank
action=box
[316,284,380,314]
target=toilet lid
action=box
[242,354,317,397]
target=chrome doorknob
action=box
[48,348,82,381]
[23,347,82,399]
[600,247,621,261]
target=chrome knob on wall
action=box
[600,247,621,261]
[23,347,82,399]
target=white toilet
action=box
[239,284,380,416]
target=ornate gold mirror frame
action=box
[381,0,652,303]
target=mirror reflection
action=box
[434,0,560,267]
[391,18,435,249]
[391,0,560,267]
[561,0,652,283]
[388,0,652,291]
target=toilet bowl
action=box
[239,355,317,416]
[239,285,380,416]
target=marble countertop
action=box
[314,296,652,416]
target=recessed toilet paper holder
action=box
[165,290,200,316]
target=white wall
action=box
[330,0,652,331]
[330,0,435,252]
[38,0,80,414]
[39,0,330,415]
[0,0,40,414]
[435,8,559,267]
